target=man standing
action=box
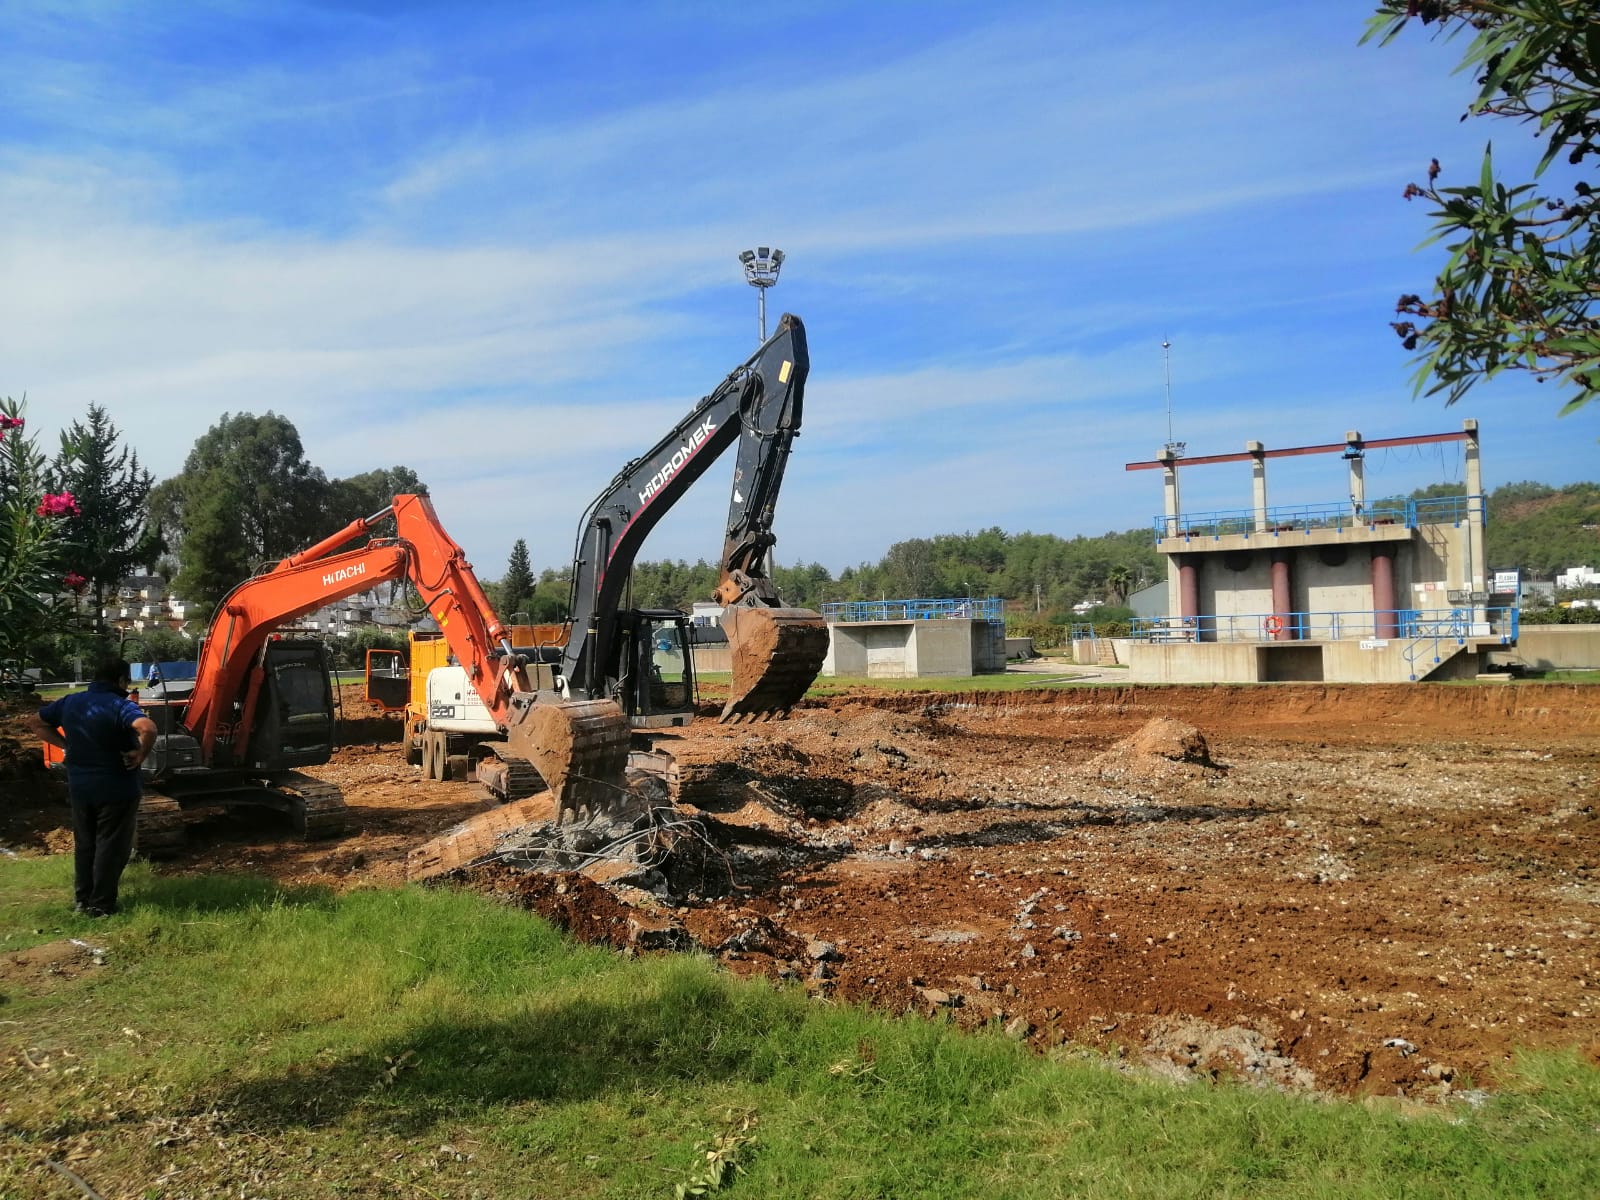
[30,659,159,917]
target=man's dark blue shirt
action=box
[38,681,146,804]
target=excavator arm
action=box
[183,494,627,808]
[561,313,827,720]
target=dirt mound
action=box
[1,704,70,852]
[452,863,657,946]
[1087,717,1218,783]
[0,939,106,994]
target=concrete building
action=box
[1123,419,1517,683]
[820,597,1006,678]
[1556,566,1600,590]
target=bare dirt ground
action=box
[5,681,1598,1100]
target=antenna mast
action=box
[1161,337,1185,458]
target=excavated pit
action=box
[6,681,1600,1100]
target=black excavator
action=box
[391,313,829,823]
[556,310,828,731]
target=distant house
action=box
[1556,566,1600,590]
[103,575,196,634]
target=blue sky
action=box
[5,1,1596,579]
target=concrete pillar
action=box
[1463,418,1485,623]
[1371,546,1398,639]
[1271,549,1294,640]
[1160,448,1181,537]
[1248,441,1268,532]
[1178,555,1200,625]
[1346,430,1366,526]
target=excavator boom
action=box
[187,494,628,817]
[562,312,826,727]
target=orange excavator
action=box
[65,493,631,854]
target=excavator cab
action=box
[617,609,697,729]
[243,639,337,770]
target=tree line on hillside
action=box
[1372,480,1600,578]
[495,527,1167,623]
[6,394,1600,678]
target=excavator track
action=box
[506,695,632,822]
[273,770,349,840]
[719,605,830,722]
[498,755,544,802]
[477,753,544,804]
[135,791,186,859]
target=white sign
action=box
[1359,639,1389,650]
[1491,569,1520,594]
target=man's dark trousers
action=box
[71,796,139,914]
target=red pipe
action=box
[1178,556,1200,632]
[1371,547,1398,638]
[1271,551,1293,641]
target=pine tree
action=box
[501,538,536,617]
[53,404,158,633]
[1,397,75,664]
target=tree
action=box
[529,567,572,623]
[499,538,536,617]
[151,412,330,608]
[0,397,79,666]
[881,537,938,598]
[52,405,158,634]
[1106,564,1134,604]
[121,627,196,666]
[323,466,428,546]
[1366,2,1600,414]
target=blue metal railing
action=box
[1398,605,1520,680]
[822,596,1004,622]
[1152,495,1481,541]
[1130,605,1518,648]
[1069,623,1096,643]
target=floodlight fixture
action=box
[739,246,785,341]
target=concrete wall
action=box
[1407,523,1456,608]
[821,622,873,676]
[1319,639,1437,683]
[972,622,1007,672]
[691,645,731,675]
[865,623,914,677]
[1490,626,1600,670]
[1300,546,1372,617]
[1129,580,1168,619]
[911,619,976,676]
[1004,637,1035,660]
[1130,637,1481,684]
[821,618,1008,677]
[1130,641,1259,683]
[1205,557,1272,620]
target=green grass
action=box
[4,858,1600,1198]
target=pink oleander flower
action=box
[0,415,23,432]
[64,571,88,593]
[36,491,80,518]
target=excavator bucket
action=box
[506,696,632,821]
[719,606,830,722]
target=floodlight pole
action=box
[739,247,785,342]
